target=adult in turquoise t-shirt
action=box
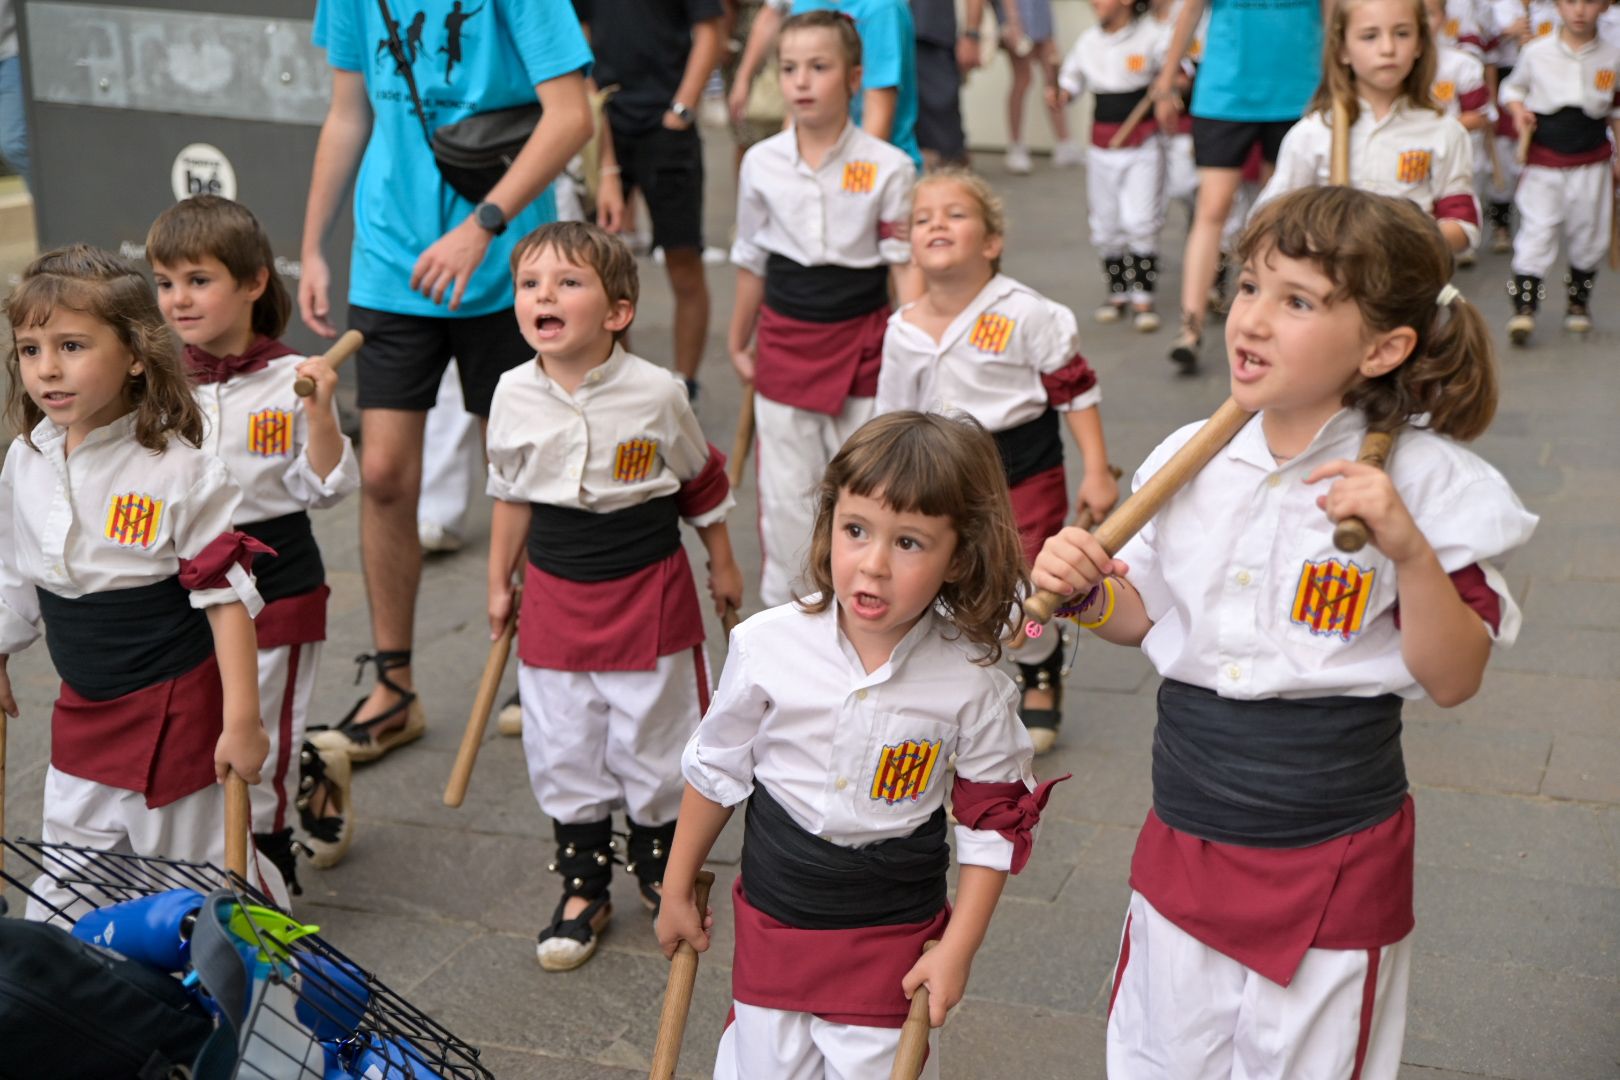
[296,0,593,797]
[1151,0,1322,373]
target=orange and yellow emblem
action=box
[968,311,1016,354]
[247,408,294,457]
[841,160,878,194]
[870,738,943,804]
[1395,149,1432,183]
[612,437,659,483]
[105,492,164,549]
[1432,80,1456,103]
[1290,558,1376,641]
[1126,54,1147,73]
[1596,69,1615,93]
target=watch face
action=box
[478,203,504,230]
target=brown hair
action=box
[1309,0,1439,125]
[778,10,863,70]
[6,244,203,452]
[799,411,1027,664]
[145,195,292,340]
[1236,186,1497,440]
[509,221,639,343]
[911,167,1007,274]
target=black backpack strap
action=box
[375,0,435,147]
[187,890,251,1080]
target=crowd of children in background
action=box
[1,0,1595,1073]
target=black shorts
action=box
[1191,116,1297,169]
[612,124,705,252]
[347,304,530,417]
[915,40,968,164]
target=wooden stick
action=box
[293,329,364,397]
[443,588,520,808]
[721,603,741,637]
[1485,121,1506,193]
[1021,397,1254,629]
[1108,93,1157,150]
[1515,122,1533,167]
[224,772,250,880]
[890,941,940,1080]
[649,870,717,1080]
[727,391,755,491]
[1331,430,1397,553]
[1330,97,1352,186]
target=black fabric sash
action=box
[1152,678,1407,848]
[994,407,1064,486]
[740,782,948,930]
[37,579,214,701]
[764,253,890,324]
[1532,106,1608,155]
[240,511,322,604]
[527,496,681,583]
[1094,88,1149,126]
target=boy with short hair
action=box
[485,221,743,972]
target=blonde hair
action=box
[911,168,1007,274]
[799,412,1027,664]
[509,221,639,343]
[1236,187,1497,440]
[6,245,202,452]
[1309,0,1439,125]
[145,195,292,340]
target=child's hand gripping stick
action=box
[1018,397,1255,637]
[891,940,940,1080]
[224,772,250,880]
[650,869,716,1080]
[444,587,519,808]
[292,329,364,397]
[1330,430,1397,553]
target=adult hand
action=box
[410,216,494,311]
[662,108,693,131]
[596,171,626,233]
[956,34,982,73]
[298,250,340,339]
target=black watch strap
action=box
[475,201,507,236]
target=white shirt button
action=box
[566,463,581,479]
[1266,474,1282,489]
[856,689,868,701]
[1226,664,1242,680]
[1236,571,1252,586]
[836,777,848,790]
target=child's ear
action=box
[1361,325,1419,379]
[848,63,863,98]
[604,298,635,335]
[984,231,1006,265]
[245,267,269,303]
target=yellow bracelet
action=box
[1070,578,1117,630]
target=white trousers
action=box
[1485,134,1522,204]
[518,647,709,826]
[754,393,877,608]
[1106,892,1410,1080]
[1512,161,1613,278]
[253,642,320,834]
[713,1000,940,1080]
[1165,132,1199,212]
[1087,141,1167,266]
[28,767,288,921]
[418,361,481,535]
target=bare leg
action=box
[664,247,710,382]
[1176,167,1244,354]
[353,407,429,724]
[1007,52,1032,146]
[1035,41,1070,142]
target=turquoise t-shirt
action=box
[1191,0,1321,123]
[792,0,922,168]
[314,0,592,318]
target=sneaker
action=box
[1564,304,1592,334]
[1491,227,1512,254]
[496,691,522,737]
[1507,311,1535,345]
[1133,306,1161,333]
[1094,301,1125,324]
[418,520,463,554]
[1005,144,1033,175]
[1169,313,1202,374]
[1456,248,1476,269]
[1051,140,1085,168]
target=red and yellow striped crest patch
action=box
[1395,149,1432,183]
[1535,20,1552,36]
[870,738,943,804]
[1126,54,1146,73]
[1290,558,1376,641]
[1432,80,1456,102]
[1596,69,1615,93]
[611,437,659,483]
[968,311,1016,353]
[1443,16,1459,37]
[841,160,877,194]
[104,492,164,549]
[247,408,294,457]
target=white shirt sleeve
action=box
[0,444,41,655]
[1252,117,1322,212]
[681,633,769,807]
[170,457,257,610]
[951,676,1035,870]
[877,157,917,266]
[280,415,360,510]
[1057,38,1088,99]
[1497,55,1530,105]
[730,153,772,277]
[1435,118,1482,251]
[484,392,527,503]
[665,384,736,528]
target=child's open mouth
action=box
[535,315,565,335]
[850,591,888,618]
[1233,348,1270,382]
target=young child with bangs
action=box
[1033,187,1536,1075]
[147,195,361,893]
[876,168,1117,754]
[659,410,1063,1079]
[485,221,741,973]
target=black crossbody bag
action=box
[376,0,542,203]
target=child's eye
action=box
[61,341,81,352]
[1288,294,1313,311]
[896,536,920,551]
[843,522,865,539]
[561,277,581,288]
[191,276,209,287]
[18,344,36,357]
[1236,279,1258,296]
[520,277,537,289]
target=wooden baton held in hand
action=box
[293,329,364,397]
[224,772,250,880]
[1021,398,1254,629]
[1330,98,1352,185]
[891,941,940,1080]
[1331,430,1397,552]
[444,588,520,808]
[650,870,717,1080]
[1108,93,1157,150]
[727,392,755,491]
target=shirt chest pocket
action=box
[1274,547,1391,652]
[100,490,171,552]
[859,711,954,811]
[1390,146,1436,193]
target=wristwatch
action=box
[474,201,507,236]
[961,29,981,40]
[669,101,693,124]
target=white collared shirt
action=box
[1433,44,1493,122]
[1056,15,1168,99]
[0,415,253,654]
[1498,31,1620,121]
[1256,99,1482,250]
[1115,410,1538,701]
[485,346,733,526]
[1483,0,1560,68]
[682,600,1035,869]
[194,355,359,523]
[877,274,1100,431]
[1440,0,1486,55]
[730,121,915,277]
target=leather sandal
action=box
[252,826,304,897]
[309,651,426,764]
[536,894,613,972]
[297,740,354,869]
[1168,310,1202,375]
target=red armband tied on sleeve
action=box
[1392,563,1501,634]
[1041,354,1099,408]
[1432,194,1480,227]
[950,773,1071,874]
[177,531,276,592]
[675,443,731,520]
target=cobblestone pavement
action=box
[3,139,1618,1079]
